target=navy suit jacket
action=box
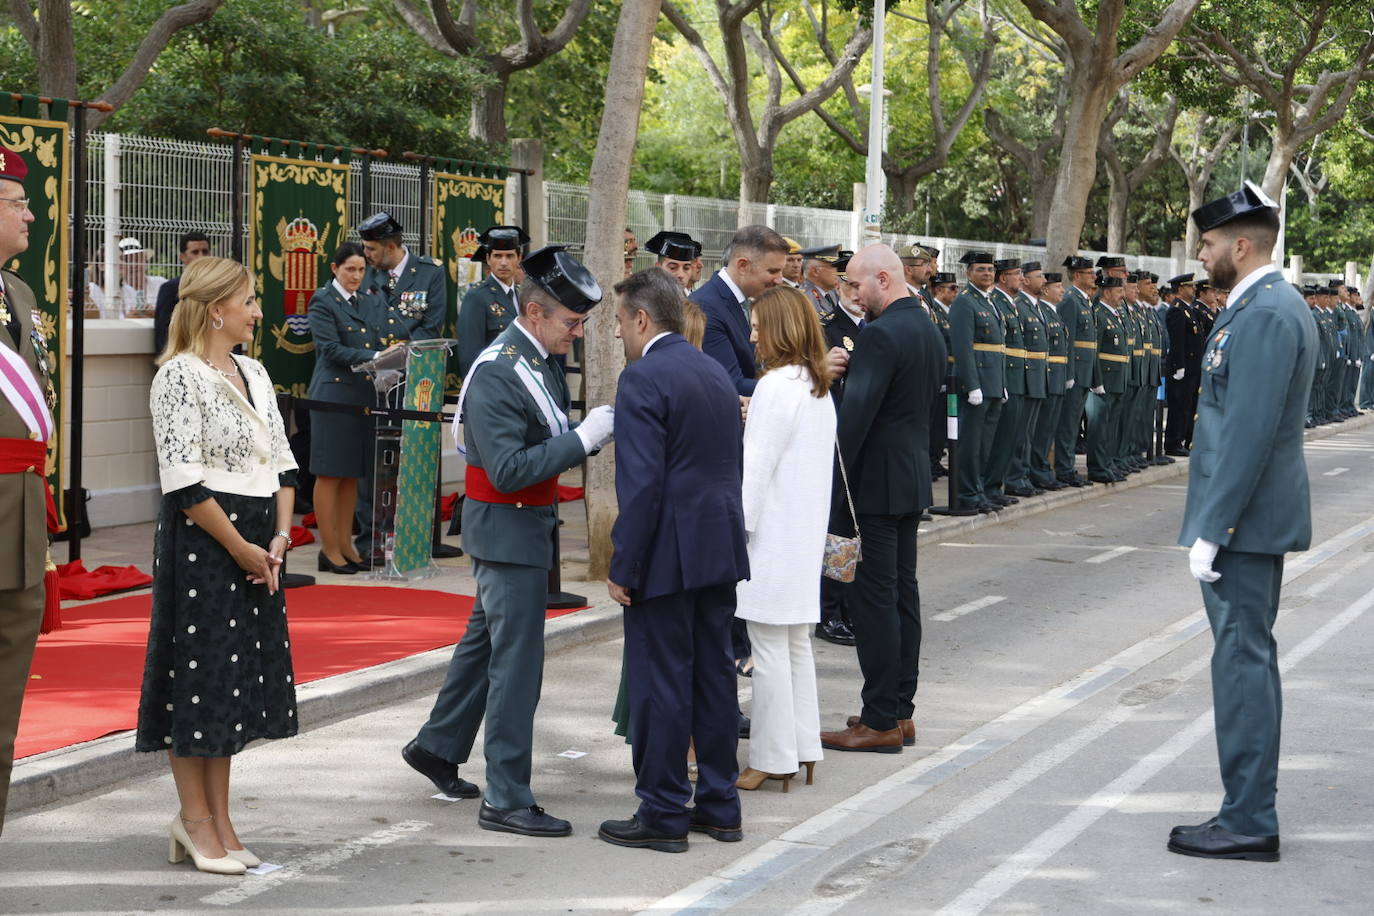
[610,334,750,601]
[690,271,757,396]
[152,275,182,357]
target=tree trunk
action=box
[36,0,78,99]
[1261,132,1300,204]
[1029,170,1056,241]
[1043,75,1115,266]
[1104,157,1129,253]
[738,151,774,210]
[887,167,919,216]
[581,0,661,581]
[1184,175,1205,262]
[469,76,511,146]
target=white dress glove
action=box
[1066,378,1075,390]
[1092,385,1106,395]
[1002,389,1009,403]
[1189,537,1221,583]
[1173,368,1185,380]
[967,388,984,406]
[575,404,616,454]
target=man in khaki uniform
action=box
[0,146,54,834]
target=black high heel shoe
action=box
[317,553,357,575]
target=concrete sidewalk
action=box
[13,413,1371,817]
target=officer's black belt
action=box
[276,393,453,424]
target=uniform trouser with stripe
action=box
[1006,396,1042,489]
[956,397,993,507]
[1358,360,1374,409]
[1085,390,1124,477]
[1164,375,1192,448]
[984,394,1023,495]
[1029,393,1063,487]
[1119,385,1141,460]
[1054,384,1088,479]
[1308,366,1327,420]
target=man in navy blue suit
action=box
[602,268,750,854]
[689,224,790,396]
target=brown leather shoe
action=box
[846,716,916,746]
[820,723,903,753]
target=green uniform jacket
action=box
[1122,304,1144,388]
[991,288,1026,396]
[459,324,586,568]
[1313,307,1335,369]
[457,275,520,377]
[949,284,1005,396]
[1016,291,1048,399]
[1057,285,1100,388]
[0,271,49,591]
[1094,302,1129,395]
[365,253,446,342]
[1039,297,1069,393]
[1179,272,1318,553]
[306,284,388,407]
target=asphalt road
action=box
[5,427,1374,914]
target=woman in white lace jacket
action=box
[734,286,836,792]
[137,257,298,876]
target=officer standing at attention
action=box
[948,251,1004,513]
[1055,256,1100,488]
[403,246,615,838]
[984,260,1026,506]
[920,261,955,480]
[644,231,699,291]
[800,245,843,316]
[1170,182,1316,863]
[1006,262,1049,496]
[780,237,804,289]
[1164,273,1200,455]
[457,226,531,376]
[1119,272,1146,475]
[1029,271,1069,491]
[0,147,55,835]
[1085,275,1130,483]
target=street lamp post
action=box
[861,0,886,246]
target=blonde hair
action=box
[753,286,831,398]
[681,300,706,350]
[158,257,253,365]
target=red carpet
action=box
[17,586,587,760]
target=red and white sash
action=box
[0,342,54,441]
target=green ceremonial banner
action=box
[248,153,349,396]
[0,110,69,530]
[392,346,447,573]
[433,170,506,396]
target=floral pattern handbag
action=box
[822,442,862,582]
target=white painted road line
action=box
[932,596,1006,622]
[1084,546,1136,564]
[1324,467,1351,476]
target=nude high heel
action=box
[800,761,816,786]
[169,815,247,875]
[224,846,261,868]
[737,767,792,793]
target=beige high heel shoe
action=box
[169,815,246,875]
[224,846,261,868]
[737,767,793,793]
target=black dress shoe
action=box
[1087,474,1118,484]
[478,801,572,837]
[920,511,934,522]
[431,542,464,559]
[976,502,997,513]
[1039,480,1066,491]
[1167,824,1278,862]
[346,555,373,572]
[1165,447,1190,457]
[738,714,751,740]
[1000,495,1020,505]
[1170,816,1219,837]
[598,815,688,853]
[1005,485,1036,497]
[815,618,857,647]
[1057,476,1085,488]
[688,809,743,842]
[402,740,480,798]
[317,554,357,575]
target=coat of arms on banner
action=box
[448,225,482,287]
[270,215,327,338]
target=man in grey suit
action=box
[1169,183,1317,863]
[402,246,615,838]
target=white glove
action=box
[967,388,984,406]
[1002,389,1009,403]
[575,405,616,454]
[1092,385,1106,395]
[1065,378,1075,390]
[1358,359,1364,368]
[1189,537,1221,583]
[1173,368,1185,380]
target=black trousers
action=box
[1164,374,1193,449]
[851,512,922,732]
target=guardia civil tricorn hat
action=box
[521,245,602,314]
[1192,181,1280,233]
[480,225,531,252]
[358,211,404,240]
[1062,256,1094,271]
[645,231,698,262]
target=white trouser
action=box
[744,620,823,773]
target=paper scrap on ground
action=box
[246,863,283,876]
[431,792,468,802]
[557,749,587,759]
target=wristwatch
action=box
[272,529,293,548]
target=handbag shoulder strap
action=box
[834,440,859,537]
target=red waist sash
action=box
[0,437,58,531]
[464,465,559,506]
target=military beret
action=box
[480,225,531,252]
[645,230,698,262]
[960,250,994,266]
[1063,256,1094,270]
[1192,180,1279,233]
[358,211,404,240]
[1042,271,1063,284]
[932,271,958,285]
[0,146,29,185]
[1020,261,1042,273]
[899,243,937,261]
[1098,276,1123,289]
[800,244,842,262]
[521,245,602,314]
[1096,256,1126,269]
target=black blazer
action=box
[837,297,946,516]
[152,275,182,357]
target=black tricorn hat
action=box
[645,230,698,262]
[470,244,488,264]
[1063,255,1094,271]
[993,258,1021,274]
[1096,255,1126,269]
[1020,260,1043,273]
[1098,276,1124,289]
[480,225,531,252]
[521,245,602,314]
[1126,271,1141,283]
[358,211,404,240]
[833,253,852,274]
[1192,180,1280,233]
[959,250,994,266]
[932,271,958,285]
[1042,271,1063,283]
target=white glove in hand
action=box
[575,404,616,454]
[1173,368,1185,380]
[1065,378,1075,390]
[1092,385,1105,395]
[1189,537,1221,583]
[967,388,984,406]
[1002,389,1009,403]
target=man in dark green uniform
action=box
[984,260,1026,505]
[1120,272,1147,474]
[457,225,530,376]
[1055,256,1100,487]
[1007,262,1049,496]
[360,211,446,341]
[1170,182,1315,863]
[1029,271,1068,491]
[1085,276,1129,483]
[405,246,612,838]
[948,251,1003,513]
[1306,286,1333,427]
[924,270,957,480]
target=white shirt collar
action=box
[332,279,356,301]
[493,274,514,295]
[390,248,410,279]
[512,317,550,359]
[642,331,672,357]
[718,269,746,304]
[1225,265,1272,309]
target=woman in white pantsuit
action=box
[735,286,836,791]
